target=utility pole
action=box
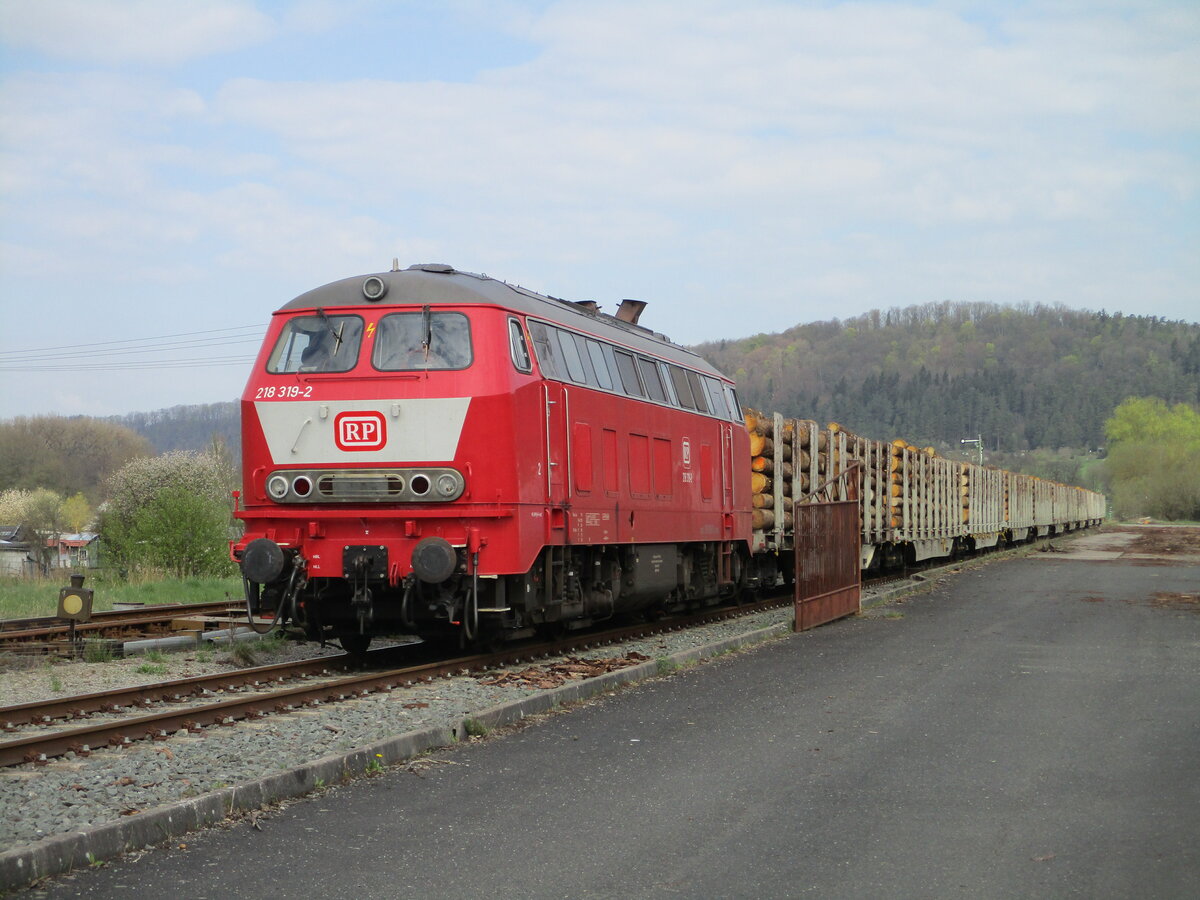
[960,434,983,465]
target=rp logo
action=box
[334,411,387,451]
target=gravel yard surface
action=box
[0,606,794,854]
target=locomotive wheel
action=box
[339,634,372,656]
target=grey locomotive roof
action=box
[278,264,727,379]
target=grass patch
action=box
[82,640,115,663]
[462,718,489,737]
[256,631,289,656]
[225,640,260,667]
[656,657,679,675]
[135,662,168,676]
[0,571,243,620]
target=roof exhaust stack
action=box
[615,299,647,325]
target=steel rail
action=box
[1,601,243,632]
[0,655,360,729]
[0,602,246,645]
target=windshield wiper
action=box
[315,307,344,357]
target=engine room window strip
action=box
[525,317,740,423]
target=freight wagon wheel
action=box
[340,634,371,656]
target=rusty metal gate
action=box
[794,465,861,632]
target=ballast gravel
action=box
[0,606,803,855]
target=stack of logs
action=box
[744,411,823,531]
[829,422,876,530]
[960,464,972,523]
[888,438,938,529]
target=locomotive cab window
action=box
[374,310,473,371]
[267,314,364,374]
[508,318,532,373]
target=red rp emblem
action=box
[334,411,387,451]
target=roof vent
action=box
[572,300,600,315]
[407,263,455,273]
[615,299,647,325]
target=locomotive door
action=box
[721,422,735,516]
[543,381,568,509]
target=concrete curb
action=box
[0,618,793,891]
[122,626,268,657]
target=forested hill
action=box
[693,302,1200,452]
[108,401,239,455]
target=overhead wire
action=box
[0,324,267,372]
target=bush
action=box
[1105,397,1200,521]
[100,451,239,578]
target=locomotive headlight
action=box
[267,475,290,500]
[436,472,460,498]
[292,475,313,498]
[362,275,388,301]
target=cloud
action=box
[0,0,276,66]
[205,1,1196,230]
[0,0,1196,420]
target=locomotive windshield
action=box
[267,314,364,373]
[374,311,473,370]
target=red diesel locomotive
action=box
[234,263,753,651]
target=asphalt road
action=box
[30,555,1200,899]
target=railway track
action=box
[0,595,789,768]
[0,601,247,649]
[3,535,1069,768]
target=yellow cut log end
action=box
[749,433,774,457]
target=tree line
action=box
[696,302,1200,452]
[0,416,238,578]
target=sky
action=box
[0,0,1197,419]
